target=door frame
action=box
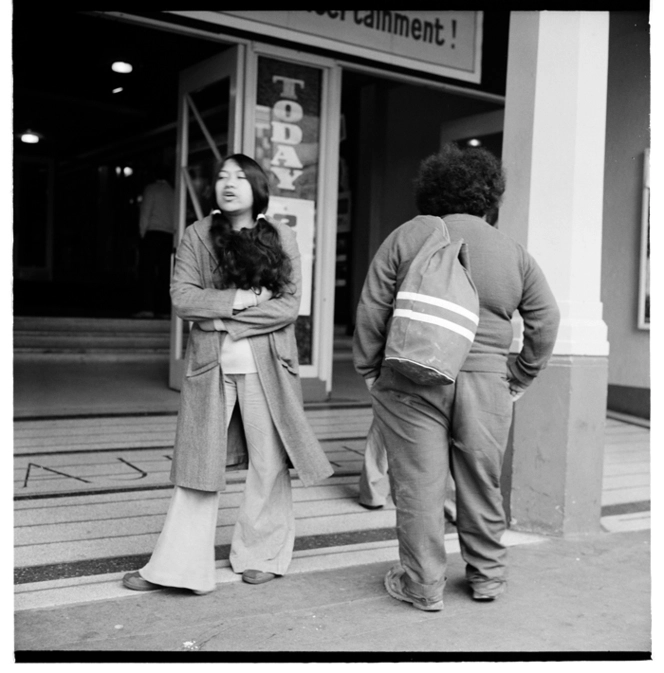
[242,43,342,395]
[168,41,342,397]
[169,45,246,390]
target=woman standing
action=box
[123,154,333,594]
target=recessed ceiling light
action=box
[20,130,41,144]
[112,61,133,74]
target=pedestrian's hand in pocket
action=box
[507,378,527,402]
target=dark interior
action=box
[13,10,227,316]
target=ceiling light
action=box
[112,87,124,94]
[467,138,482,147]
[20,130,42,144]
[123,167,133,177]
[112,61,133,74]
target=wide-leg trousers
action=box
[140,372,294,593]
[370,366,514,602]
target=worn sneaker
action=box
[471,579,506,601]
[384,565,444,611]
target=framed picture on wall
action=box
[638,149,650,330]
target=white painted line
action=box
[601,512,651,533]
[601,487,651,506]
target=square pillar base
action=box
[509,355,608,536]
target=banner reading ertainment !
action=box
[206,10,482,83]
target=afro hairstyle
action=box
[414,143,506,218]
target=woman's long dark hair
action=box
[210,154,292,295]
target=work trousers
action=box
[370,366,514,602]
[359,418,458,520]
[140,373,294,593]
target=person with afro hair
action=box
[353,142,560,611]
[414,143,505,222]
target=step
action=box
[12,316,349,360]
[14,531,552,613]
[14,334,170,350]
[13,317,176,355]
[14,317,171,333]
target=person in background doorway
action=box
[122,154,333,595]
[353,143,560,611]
[133,165,176,319]
[358,419,389,510]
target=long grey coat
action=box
[169,215,334,492]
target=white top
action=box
[219,334,257,374]
[214,288,259,374]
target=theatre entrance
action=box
[334,68,505,341]
[14,9,505,402]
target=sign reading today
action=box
[266,197,315,317]
[192,10,483,83]
[254,56,323,320]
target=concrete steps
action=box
[13,408,379,584]
[12,413,650,612]
[13,316,173,359]
[12,317,352,361]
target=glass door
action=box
[14,157,54,282]
[169,46,245,390]
[244,44,341,400]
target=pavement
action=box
[13,529,652,660]
[11,356,654,662]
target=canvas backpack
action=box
[383,217,479,385]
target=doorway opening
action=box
[335,69,505,346]
[13,10,230,318]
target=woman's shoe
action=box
[359,501,384,510]
[122,571,163,592]
[192,588,215,596]
[242,569,277,585]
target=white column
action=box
[501,11,610,358]
[500,11,611,535]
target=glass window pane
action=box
[15,160,50,269]
[185,79,230,225]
